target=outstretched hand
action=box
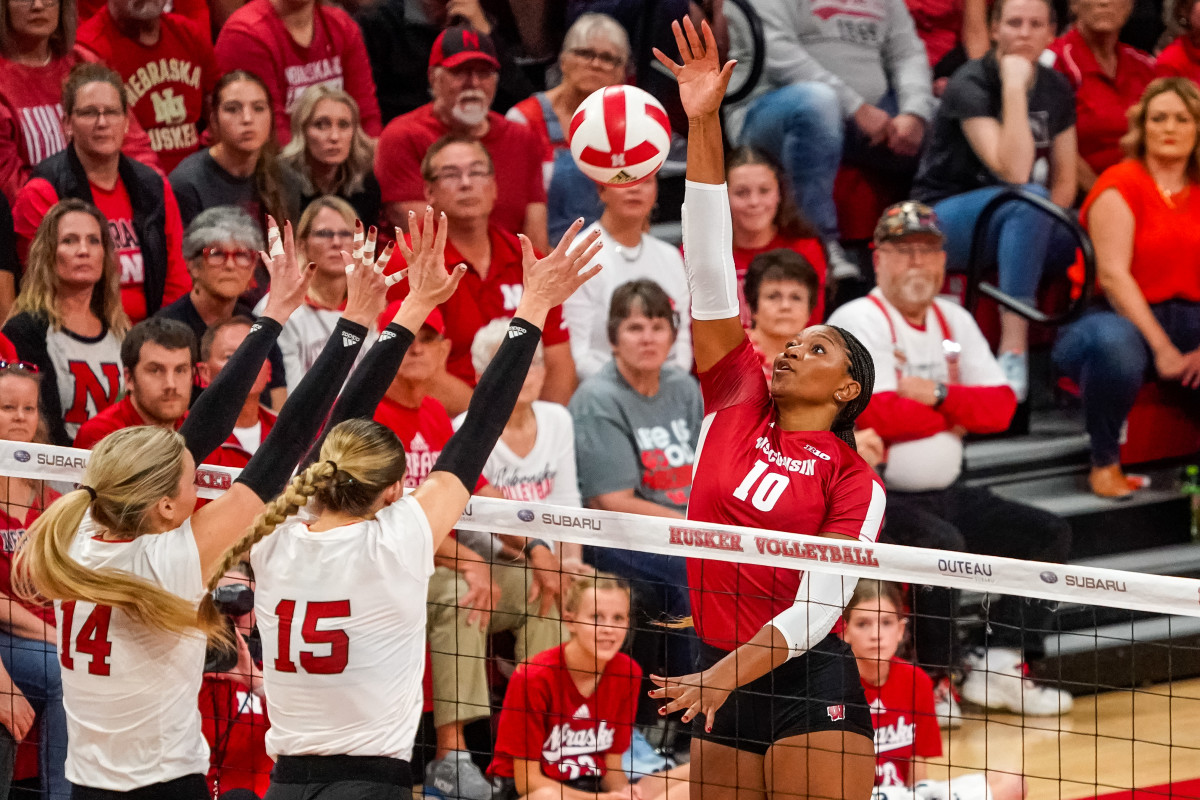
[516,218,603,318]
[259,215,316,323]
[648,669,733,732]
[339,221,391,327]
[653,18,735,120]
[396,207,467,310]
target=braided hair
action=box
[826,325,875,452]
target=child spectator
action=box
[214,0,381,144]
[13,63,191,323]
[490,573,689,800]
[843,580,1027,800]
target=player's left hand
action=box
[260,215,317,323]
[525,545,562,616]
[648,669,733,731]
[654,18,735,120]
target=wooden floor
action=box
[927,678,1200,800]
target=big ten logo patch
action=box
[636,419,695,504]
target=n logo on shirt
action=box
[63,361,122,425]
[499,284,523,311]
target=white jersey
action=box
[562,221,693,382]
[46,326,124,441]
[252,495,435,760]
[254,296,377,393]
[56,514,208,790]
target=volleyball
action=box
[568,85,671,186]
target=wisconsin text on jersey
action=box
[755,435,830,473]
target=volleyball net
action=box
[0,441,1198,800]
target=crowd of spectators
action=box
[0,0,1196,794]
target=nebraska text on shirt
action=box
[285,58,343,108]
[874,715,916,753]
[125,59,203,105]
[542,721,616,761]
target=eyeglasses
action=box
[309,229,354,241]
[569,47,626,68]
[201,247,256,268]
[879,242,942,259]
[72,106,125,123]
[429,167,494,184]
[0,361,39,374]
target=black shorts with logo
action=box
[691,634,874,755]
[263,755,413,800]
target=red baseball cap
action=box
[429,25,500,71]
[377,301,446,336]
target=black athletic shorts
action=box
[263,754,414,800]
[691,634,874,755]
[71,774,208,799]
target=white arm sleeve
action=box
[681,181,741,321]
[769,568,859,659]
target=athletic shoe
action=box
[997,351,1028,403]
[827,241,862,282]
[960,647,1073,716]
[932,676,964,729]
[424,750,494,800]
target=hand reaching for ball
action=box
[654,18,735,121]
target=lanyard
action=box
[866,293,961,384]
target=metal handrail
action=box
[963,188,1095,326]
[720,0,766,106]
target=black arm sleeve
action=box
[432,317,542,490]
[302,322,416,466]
[179,317,283,463]
[236,317,369,501]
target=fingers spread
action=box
[374,241,394,275]
[384,268,409,287]
[352,222,366,260]
[267,222,285,259]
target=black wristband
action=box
[237,317,369,501]
[433,317,542,491]
[180,316,282,463]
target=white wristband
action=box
[681,180,740,321]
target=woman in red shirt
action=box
[491,574,688,800]
[0,363,66,799]
[1052,77,1200,497]
[727,148,827,326]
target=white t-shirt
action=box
[57,515,208,790]
[254,297,377,393]
[231,421,262,455]
[252,495,435,760]
[562,222,692,382]
[827,289,1008,491]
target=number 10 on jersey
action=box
[732,460,791,511]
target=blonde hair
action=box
[280,86,376,197]
[13,427,223,637]
[205,419,408,592]
[9,199,130,336]
[1121,77,1200,181]
[296,195,357,267]
[563,572,630,617]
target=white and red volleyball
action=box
[568,85,671,186]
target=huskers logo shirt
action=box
[490,645,640,783]
[862,659,943,786]
[47,327,124,442]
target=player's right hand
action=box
[648,669,733,731]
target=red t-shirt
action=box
[0,490,59,626]
[375,105,547,235]
[686,339,886,651]
[1048,29,1154,176]
[200,677,271,797]
[385,226,570,386]
[76,10,217,174]
[1155,36,1200,84]
[490,645,640,783]
[904,0,963,67]
[732,234,828,327]
[1074,159,1200,304]
[78,0,212,35]
[214,0,382,144]
[13,175,191,322]
[0,335,17,362]
[73,395,185,449]
[863,659,943,787]
[373,394,456,488]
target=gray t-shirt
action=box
[569,360,703,515]
[168,150,303,228]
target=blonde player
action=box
[202,216,603,800]
[11,219,402,799]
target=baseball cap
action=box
[429,25,500,71]
[376,302,446,336]
[873,201,944,245]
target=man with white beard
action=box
[828,202,1074,724]
[374,25,549,252]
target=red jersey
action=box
[13,175,191,322]
[214,0,382,144]
[78,0,212,34]
[76,10,217,174]
[490,645,640,783]
[73,395,183,449]
[385,226,570,386]
[1048,29,1154,176]
[375,105,546,235]
[732,234,828,327]
[862,659,943,786]
[0,488,59,626]
[1155,36,1200,84]
[904,0,963,67]
[686,339,886,651]
[202,408,278,468]
[373,395,456,488]
[200,677,271,797]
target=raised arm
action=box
[654,19,745,372]
[413,220,603,542]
